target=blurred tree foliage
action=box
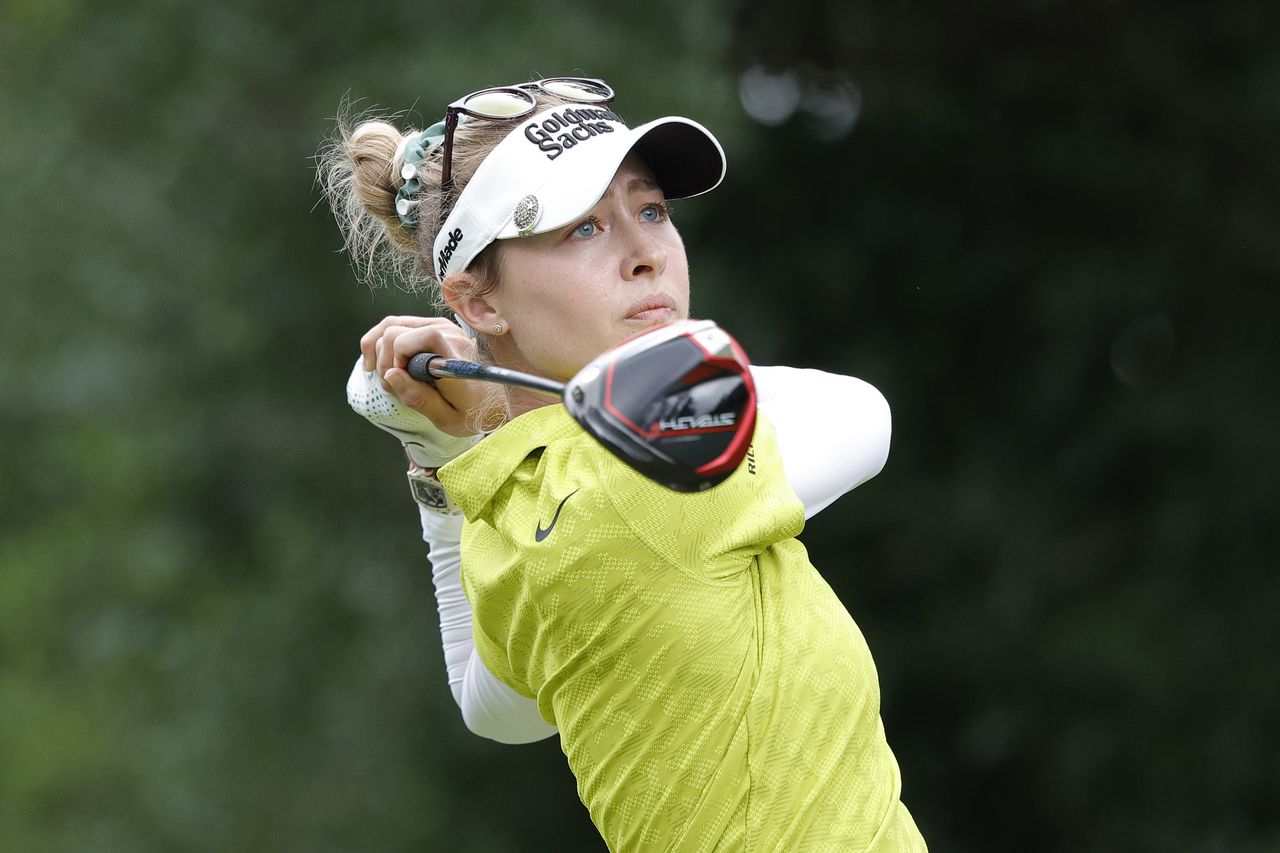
[1,0,1276,850]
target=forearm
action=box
[348,353,555,742]
[417,504,557,744]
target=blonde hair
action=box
[318,90,585,430]
[317,92,580,307]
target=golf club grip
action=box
[406,353,495,383]
[405,353,566,396]
[406,353,445,383]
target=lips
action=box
[625,294,677,321]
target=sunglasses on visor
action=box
[439,77,616,198]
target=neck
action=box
[485,337,565,421]
[505,385,558,420]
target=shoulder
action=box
[752,365,890,422]
[749,365,892,517]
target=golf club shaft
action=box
[406,353,565,397]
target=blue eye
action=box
[574,219,599,237]
[640,202,667,223]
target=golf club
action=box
[406,319,757,492]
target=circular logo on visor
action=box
[514,195,541,237]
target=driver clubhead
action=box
[564,319,757,492]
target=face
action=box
[480,154,691,381]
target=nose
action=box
[619,221,667,281]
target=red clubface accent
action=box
[599,328,757,478]
[688,332,756,477]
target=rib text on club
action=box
[656,413,737,432]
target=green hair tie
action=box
[395,122,446,227]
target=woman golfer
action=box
[322,77,927,852]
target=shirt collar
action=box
[437,404,580,521]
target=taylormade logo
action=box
[656,412,737,432]
[437,227,463,275]
[524,107,624,160]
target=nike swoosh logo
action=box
[535,489,579,542]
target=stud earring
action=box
[493,323,503,334]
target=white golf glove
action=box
[345,357,482,468]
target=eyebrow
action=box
[599,177,663,200]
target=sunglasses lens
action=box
[463,89,535,118]
[541,78,612,102]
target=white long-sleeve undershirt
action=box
[391,365,892,743]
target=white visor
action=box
[432,105,726,279]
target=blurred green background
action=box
[3,0,1278,850]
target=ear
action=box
[441,271,504,332]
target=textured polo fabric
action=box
[438,404,925,852]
